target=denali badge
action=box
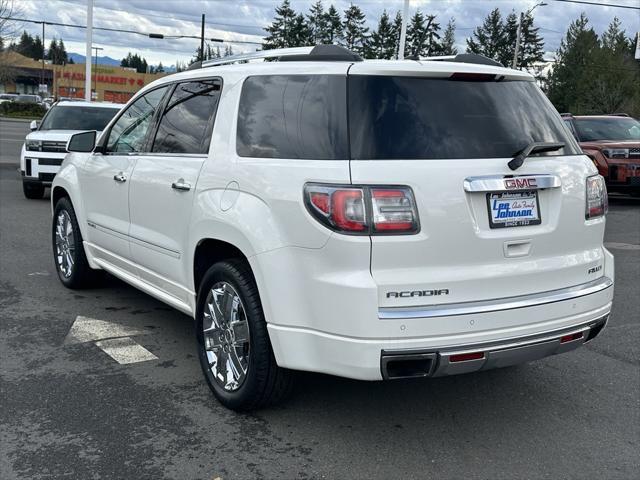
[504,178,538,190]
[386,289,449,298]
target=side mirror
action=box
[67,131,97,153]
[29,120,38,131]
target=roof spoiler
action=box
[421,53,504,68]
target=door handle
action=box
[171,179,191,191]
[113,172,127,183]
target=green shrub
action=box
[0,102,47,118]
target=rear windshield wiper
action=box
[508,142,565,170]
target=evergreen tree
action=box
[290,13,310,46]
[547,14,601,113]
[391,11,403,58]
[466,8,508,64]
[405,11,440,58]
[32,35,43,60]
[324,4,343,44]
[343,4,368,55]
[57,39,69,64]
[120,52,149,73]
[263,0,297,49]
[47,38,59,63]
[368,10,395,59]
[601,17,628,54]
[46,38,68,65]
[156,61,164,73]
[441,18,458,55]
[507,11,545,68]
[308,0,329,45]
[224,45,234,57]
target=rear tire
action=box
[196,259,294,411]
[52,197,100,288]
[23,181,45,199]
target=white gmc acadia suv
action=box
[51,46,613,411]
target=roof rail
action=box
[421,53,504,68]
[200,45,363,68]
[559,113,573,117]
[610,113,629,117]
[201,47,314,67]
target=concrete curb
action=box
[0,116,38,123]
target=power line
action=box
[549,0,640,10]
[53,0,267,35]
[0,16,262,45]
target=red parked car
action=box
[562,114,640,196]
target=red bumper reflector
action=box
[560,332,584,344]
[449,352,485,363]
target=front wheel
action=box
[23,181,45,199]
[52,197,100,288]
[196,259,294,411]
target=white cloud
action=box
[7,0,640,65]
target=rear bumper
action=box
[381,315,607,379]
[267,278,613,381]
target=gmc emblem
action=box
[504,178,537,189]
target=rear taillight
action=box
[585,175,608,220]
[371,188,418,233]
[304,184,419,235]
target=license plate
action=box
[487,191,541,228]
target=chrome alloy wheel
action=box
[55,210,75,278]
[203,282,250,391]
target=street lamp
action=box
[512,2,546,69]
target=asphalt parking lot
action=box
[0,118,639,479]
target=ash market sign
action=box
[56,71,144,87]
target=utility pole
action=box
[85,0,93,101]
[93,46,103,99]
[512,2,546,69]
[41,21,45,95]
[398,0,409,60]
[200,14,205,62]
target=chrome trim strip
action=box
[379,277,613,319]
[463,174,561,192]
[88,221,181,258]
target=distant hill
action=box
[68,52,121,66]
[68,52,176,73]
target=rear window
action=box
[348,76,580,160]
[152,80,221,154]
[236,75,348,160]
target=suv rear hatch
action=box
[347,62,606,308]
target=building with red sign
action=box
[0,51,167,103]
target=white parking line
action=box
[64,315,146,345]
[95,337,158,364]
[64,315,157,365]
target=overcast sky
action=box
[11,0,640,66]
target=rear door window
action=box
[151,79,221,154]
[236,75,348,160]
[348,76,580,160]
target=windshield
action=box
[40,106,119,131]
[574,117,640,142]
[348,77,580,160]
[16,95,40,102]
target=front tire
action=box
[196,259,294,411]
[52,197,99,288]
[23,181,45,199]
